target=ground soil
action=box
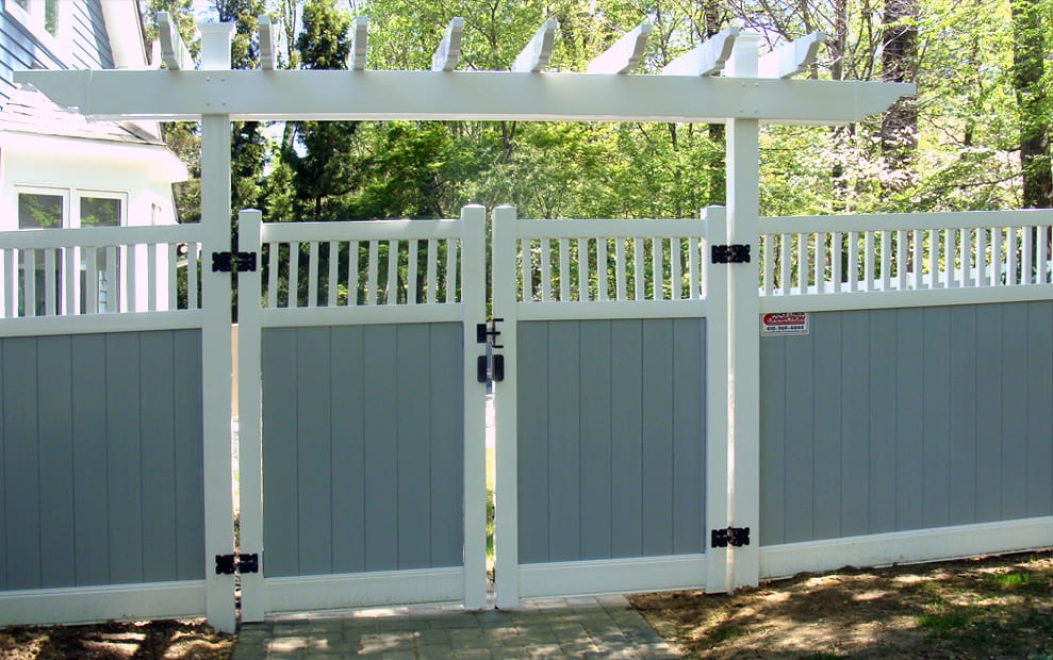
[631,550,1053,658]
[0,618,233,659]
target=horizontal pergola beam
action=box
[16,69,913,124]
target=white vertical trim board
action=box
[759,517,1053,580]
[518,555,708,600]
[264,568,465,614]
[704,206,730,594]
[0,581,206,627]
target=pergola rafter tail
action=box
[15,69,913,125]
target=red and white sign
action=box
[761,312,809,336]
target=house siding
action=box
[0,0,113,105]
[759,301,1053,547]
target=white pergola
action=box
[18,15,913,633]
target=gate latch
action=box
[476,318,505,383]
[476,318,504,348]
[215,552,260,575]
[212,251,258,273]
[710,526,750,548]
[710,244,751,264]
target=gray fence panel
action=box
[0,330,204,591]
[518,318,707,564]
[760,302,1053,546]
[261,323,464,578]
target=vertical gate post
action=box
[725,34,762,589]
[491,205,519,609]
[703,206,731,593]
[237,209,264,622]
[201,113,236,633]
[460,204,488,609]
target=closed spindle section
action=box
[896,230,907,291]
[267,243,279,308]
[688,236,699,299]
[1038,227,1048,284]
[349,240,360,305]
[520,239,532,302]
[1007,227,1017,285]
[831,232,842,293]
[43,249,56,316]
[943,227,954,288]
[540,238,551,301]
[864,231,875,291]
[797,233,807,294]
[385,239,398,304]
[327,241,339,307]
[960,228,971,287]
[879,231,890,291]
[670,237,681,300]
[147,244,157,312]
[365,241,378,305]
[168,244,178,309]
[445,239,457,303]
[976,228,987,287]
[911,230,922,290]
[614,239,626,300]
[426,239,437,304]
[927,229,938,289]
[848,232,858,292]
[85,248,99,313]
[992,228,1003,286]
[633,237,644,300]
[1022,226,1033,284]
[763,235,773,295]
[407,239,419,304]
[651,237,662,300]
[287,242,300,308]
[124,245,136,312]
[597,238,608,301]
[66,246,79,314]
[815,232,826,294]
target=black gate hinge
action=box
[215,552,260,575]
[710,526,751,548]
[211,251,258,273]
[710,244,751,264]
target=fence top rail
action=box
[260,218,461,243]
[0,224,201,249]
[761,209,1053,234]
[517,217,707,240]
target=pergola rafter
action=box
[12,15,914,635]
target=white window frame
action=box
[74,190,128,228]
[14,186,128,229]
[15,184,69,229]
[4,0,71,66]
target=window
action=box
[5,0,65,57]
[15,187,127,315]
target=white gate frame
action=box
[491,205,732,606]
[236,206,488,620]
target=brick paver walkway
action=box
[233,595,680,658]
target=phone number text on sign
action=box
[760,312,809,336]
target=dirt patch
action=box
[631,551,1053,658]
[0,618,233,659]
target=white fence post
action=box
[492,205,520,609]
[726,34,762,590]
[460,204,488,609]
[237,209,264,622]
[200,113,236,633]
[703,205,731,593]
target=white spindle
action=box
[520,239,532,302]
[864,231,875,291]
[943,227,954,288]
[688,236,699,299]
[797,233,807,294]
[559,238,570,301]
[763,235,773,295]
[976,228,987,287]
[66,246,78,314]
[831,232,842,293]
[147,244,157,312]
[44,249,56,316]
[287,242,300,308]
[426,239,437,304]
[267,243,278,308]
[879,230,889,292]
[652,237,662,300]
[1023,226,1033,284]
[896,230,907,291]
[407,239,419,304]
[633,237,644,300]
[578,238,589,301]
[386,239,398,304]
[992,228,1003,285]
[1007,227,1017,285]
[911,230,922,290]
[307,241,319,307]
[86,248,99,314]
[960,228,970,287]
[327,241,339,307]
[168,243,178,309]
[848,231,858,292]
[671,237,682,300]
[927,229,938,289]
[597,238,608,301]
[445,239,457,303]
[615,238,626,300]
[187,243,198,310]
[780,234,791,295]
[1038,227,1048,284]
[815,232,825,294]
[348,240,360,305]
[540,238,552,301]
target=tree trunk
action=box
[1010,0,1053,208]
[881,0,918,176]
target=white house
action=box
[0,0,187,313]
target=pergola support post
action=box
[725,33,762,591]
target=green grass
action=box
[916,611,974,631]
[987,571,1030,588]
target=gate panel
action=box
[493,206,727,606]
[260,323,463,577]
[238,207,487,618]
